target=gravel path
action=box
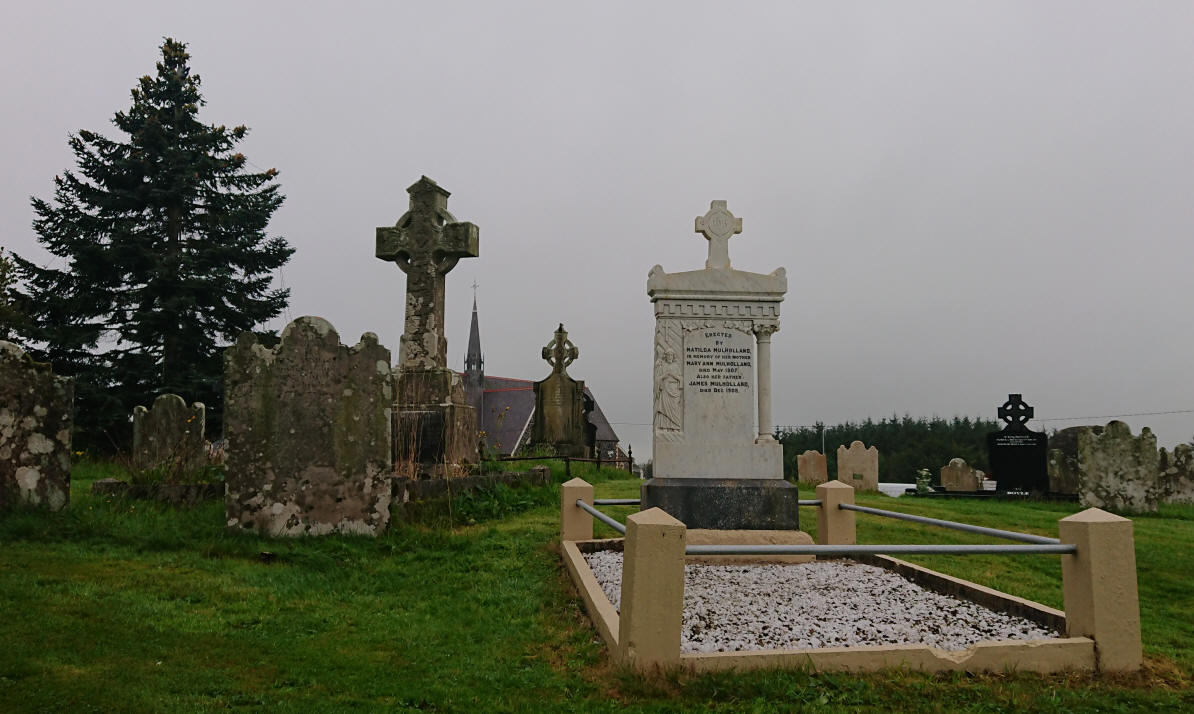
[584,551,1058,654]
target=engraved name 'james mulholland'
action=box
[685,331,752,393]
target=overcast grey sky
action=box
[3,2,1192,455]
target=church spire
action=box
[464,286,483,375]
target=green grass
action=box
[0,465,1191,712]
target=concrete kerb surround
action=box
[559,480,1137,674]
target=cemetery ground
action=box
[1,465,1192,713]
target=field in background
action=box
[1,463,1191,712]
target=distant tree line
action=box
[777,415,1002,484]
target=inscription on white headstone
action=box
[682,325,754,441]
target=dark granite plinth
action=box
[640,478,799,530]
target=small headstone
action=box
[132,394,205,477]
[986,394,1049,493]
[939,457,984,492]
[642,200,796,529]
[224,317,393,536]
[1046,425,1102,495]
[836,441,878,492]
[377,176,479,473]
[1159,444,1194,505]
[528,324,594,457]
[1077,420,1159,512]
[796,450,827,485]
[0,341,72,511]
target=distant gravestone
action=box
[796,450,827,485]
[1077,421,1159,512]
[939,457,984,492]
[0,341,72,510]
[528,324,594,457]
[1046,425,1102,495]
[986,394,1048,493]
[132,394,205,476]
[376,176,479,474]
[224,317,393,536]
[1159,444,1194,505]
[642,200,797,530]
[836,441,878,492]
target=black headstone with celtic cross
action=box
[986,393,1049,493]
[376,177,479,473]
[528,324,594,457]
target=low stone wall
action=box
[393,465,551,502]
[92,478,223,506]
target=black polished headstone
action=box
[986,394,1049,493]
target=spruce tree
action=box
[13,38,293,449]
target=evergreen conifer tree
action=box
[13,38,293,449]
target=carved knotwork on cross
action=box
[694,200,743,269]
[997,393,1034,431]
[376,176,479,369]
[542,323,578,375]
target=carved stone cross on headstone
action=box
[376,177,479,369]
[542,323,578,375]
[694,200,743,269]
[998,393,1035,431]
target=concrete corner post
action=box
[1058,508,1142,673]
[560,478,594,541]
[619,508,686,671]
[816,480,856,546]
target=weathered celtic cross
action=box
[694,200,743,269]
[376,177,479,369]
[541,323,578,375]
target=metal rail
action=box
[593,499,640,505]
[684,543,1076,556]
[798,500,822,506]
[838,503,1061,545]
[576,499,626,534]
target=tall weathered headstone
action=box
[132,394,205,476]
[224,317,393,536]
[1047,425,1103,495]
[986,394,1049,493]
[0,341,72,510]
[836,441,879,492]
[939,457,984,492]
[642,201,797,529]
[376,176,479,474]
[796,449,827,485]
[1077,421,1159,512]
[528,324,594,457]
[1159,444,1194,505]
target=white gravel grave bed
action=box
[584,550,1059,654]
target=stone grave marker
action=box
[376,176,479,473]
[836,441,878,492]
[986,394,1049,493]
[224,317,393,536]
[0,341,72,510]
[1077,420,1160,512]
[796,449,827,485]
[939,457,984,492]
[642,200,798,529]
[1159,444,1194,505]
[1046,425,1102,495]
[528,324,594,457]
[132,394,205,476]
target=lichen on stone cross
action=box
[694,200,743,269]
[541,323,578,375]
[376,176,479,369]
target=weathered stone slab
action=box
[1047,425,1102,495]
[837,441,878,492]
[796,449,827,485]
[940,457,984,492]
[132,394,205,476]
[1159,444,1194,505]
[1077,421,1159,512]
[224,317,393,536]
[0,341,72,511]
[640,477,799,530]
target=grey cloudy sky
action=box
[3,2,1192,455]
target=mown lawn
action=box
[1,464,1191,712]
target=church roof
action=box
[471,374,621,455]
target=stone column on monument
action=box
[753,323,778,442]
